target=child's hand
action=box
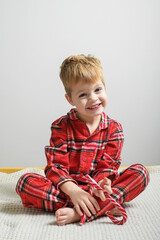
[59,181,100,218]
[69,187,100,218]
[93,177,113,201]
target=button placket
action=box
[80,140,88,171]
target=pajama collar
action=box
[67,108,108,131]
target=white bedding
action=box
[0,166,160,240]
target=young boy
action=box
[16,55,149,226]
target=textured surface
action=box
[0,166,160,240]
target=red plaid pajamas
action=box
[16,108,149,218]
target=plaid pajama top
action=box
[44,108,124,190]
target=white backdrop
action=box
[0,0,160,167]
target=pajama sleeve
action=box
[44,117,77,190]
[93,121,124,183]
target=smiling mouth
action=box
[87,103,102,110]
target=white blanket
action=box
[0,166,160,240]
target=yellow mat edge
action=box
[0,167,44,174]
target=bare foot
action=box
[55,207,81,226]
[110,207,122,217]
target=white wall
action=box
[0,0,160,167]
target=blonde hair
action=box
[59,54,105,97]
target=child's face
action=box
[65,79,107,123]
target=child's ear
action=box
[65,94,75,106]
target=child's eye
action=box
[79,93,87,98]
[95,87,102,92]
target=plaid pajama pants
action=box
[16,164,149,215]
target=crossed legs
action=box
[16,164,149,225]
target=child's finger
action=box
[74,204,83,216]
[99,177,110,188]
[94,190,106,201]
[89,195,100,211]
[104,177,111,185]
[99,190,106,201]
[103,184,113,194]
[80,202,92,217]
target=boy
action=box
[16,55,149,226]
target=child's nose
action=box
[89,92,98,101]
[89,94,97,104]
